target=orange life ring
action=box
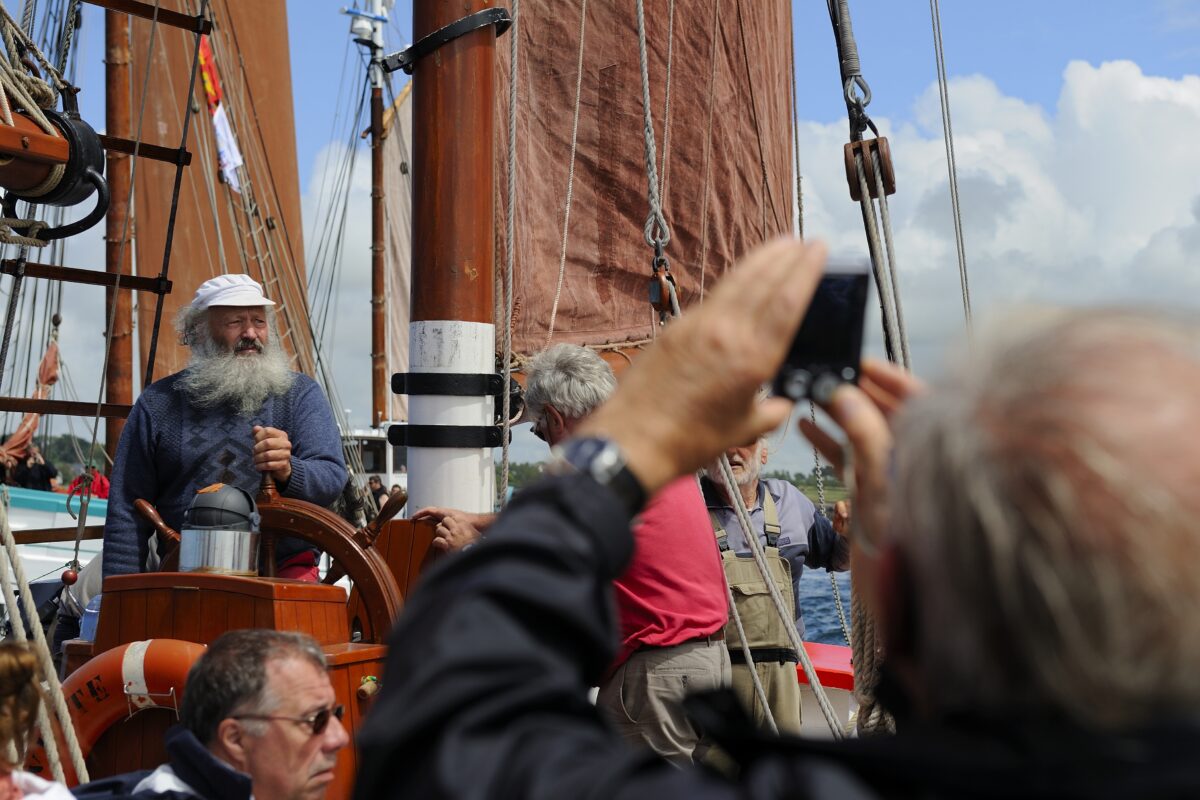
[27,639,205,785]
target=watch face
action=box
[552,437,646,514]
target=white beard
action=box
[705,443,763,494]
[178,336,295,417]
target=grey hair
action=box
[179,630,327,743]
[523,344,617,422]
[892,307,1200,728]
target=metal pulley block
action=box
[843,137,896,201]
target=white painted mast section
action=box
[408,320,496,514]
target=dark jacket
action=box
[15,459,57,491]
[355,472,1200,799]
[72,725,253,800]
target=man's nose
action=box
[323,714,350,752]
[241,322,262,340]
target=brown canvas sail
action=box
[128,0,313,382]
[382,84,412,423]
[496,0,795,358]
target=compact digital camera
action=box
[772,263,871,404]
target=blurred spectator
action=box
[67,466,110,500]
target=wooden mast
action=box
[104,11,134,466]
[369,0,387,429]
[407,0,500,513]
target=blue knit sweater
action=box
[102,370,347,579]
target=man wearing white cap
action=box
[100,274,347,583]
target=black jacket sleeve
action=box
[354,474,732,799]
[354,474,872,800]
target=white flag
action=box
[211,103,244,193]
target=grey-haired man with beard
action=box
[701,436,849,734]
[100,274,347,583]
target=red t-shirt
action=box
[609,477,728,670]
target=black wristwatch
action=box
[549,437,648,517]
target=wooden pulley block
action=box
[648,271,676,315]
[843,137,896,201]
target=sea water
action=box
[799,569,853,646]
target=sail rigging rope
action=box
[18,1,33,33]
[734,0,782,235]
[499,0,519,505]
[53,0,78,75]
[0,558,64,782]
[542,0,587,348]
[694,474,779,735]
[695,0,719,302]
[656,0,674,203]
[811,402,851,647]
[0,3,69,248]
[0,492,89,781]
[827,0,874,141]
[141,0,209,387]
[789,13,848,645]
[788,6,805,240]
[716,455,845,739]
[853,153,902,364]
[871,149,911,367]
[929,0,971,326]
[634,0,670,250]
[0,3,64,122]
[824,0,902,735]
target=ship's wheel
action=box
[142,476,405,644]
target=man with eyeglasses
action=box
[74,629,349,800]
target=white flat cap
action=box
[189,274,275,310]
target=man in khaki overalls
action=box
[702,436,849,734]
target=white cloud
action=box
[301,139,376,429]
[769,59,1200,474]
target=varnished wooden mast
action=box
[407,0,500,513]
[411,1,496,324]
[369,0,387,429]
[104,11,134,465]
[370,84,386,428]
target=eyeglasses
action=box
[233,703,345,736]
[531,416,547,442]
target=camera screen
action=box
[772,269,870,402]
[785,271,869,371]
